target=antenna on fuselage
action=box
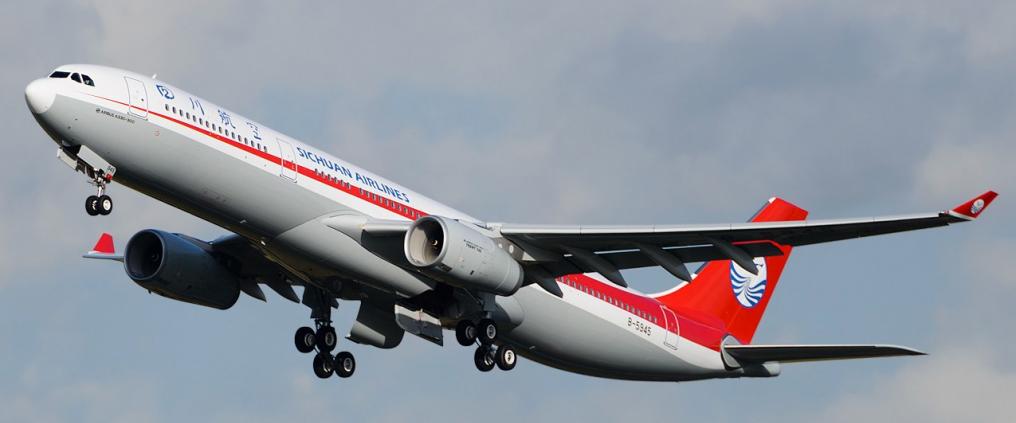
[152,73,158,80]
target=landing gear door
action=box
[276,138,298,181]
[124,77,148,119]
[661,307,679,350]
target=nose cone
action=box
[25,78,56,114]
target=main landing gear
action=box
[456,318,518,372]
[296,287,355,380]
[85,172,113,216]
[295,320,356,379]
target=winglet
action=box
[90,233,115,254]
[83,233,124,262]
[948,191,998,220]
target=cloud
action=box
[3,1,1016,422]
[811,347,1016,423]
[913,137,1013,205]
[0,372,161,423]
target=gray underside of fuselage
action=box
[503,287,725,381]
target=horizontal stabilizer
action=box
[724,344,925,364]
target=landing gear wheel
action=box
[473,345,495,372]
[294,326,316,353]
[85,196,99,216]
[496,345,517,371]
[316,326,337,352]
[455,320,477,346]
[97,195,113,215]
[477,319,497,345]
[334,351,356,378]
[312,353,334,379]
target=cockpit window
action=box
[59,72,96,87]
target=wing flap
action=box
[724,344,926,363]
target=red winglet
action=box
[90,233,115,254]
[950,191,998,220]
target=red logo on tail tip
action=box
[91,233,115,254]
[951,191,998,219]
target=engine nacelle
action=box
[404,216,524,296]
[123,229,241,310]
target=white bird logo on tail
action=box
[730,257,768,308]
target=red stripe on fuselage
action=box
[88,95,429,221]
[88,94,728,351]
[562,273,727,351]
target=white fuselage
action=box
[27,65,739,381]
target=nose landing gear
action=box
[85,172,113,216]
[85,194,113,216]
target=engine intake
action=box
[404,216,523,296]
[124,229,241,310]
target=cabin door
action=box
[124,77,148,119]
[276,138,298,181]
[661,307,679,350]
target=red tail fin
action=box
[654,198,808,344]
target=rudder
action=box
[654,197,808,343]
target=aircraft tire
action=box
[316,326,337,352]
[477,319,497,345]
[85,196,99,216]
[455,320,477,346]
[495,345,517,371]
[294,326,316,353]
[97,195,113,215]
[334,351,355,378]
[312,353,334,379]
[474,346,495,372]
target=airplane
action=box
[26,64,997,381]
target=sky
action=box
[1,1,1014,422]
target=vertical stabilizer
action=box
[654,198,808,343]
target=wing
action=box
[495,191,997,287]
[724,344,925,364]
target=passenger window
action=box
[71,73,81,83]
[82,75,94,86]
[49,71,70,79]
[165,104,170,111]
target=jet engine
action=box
[404,216,524,296]
[123,229,241,310]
